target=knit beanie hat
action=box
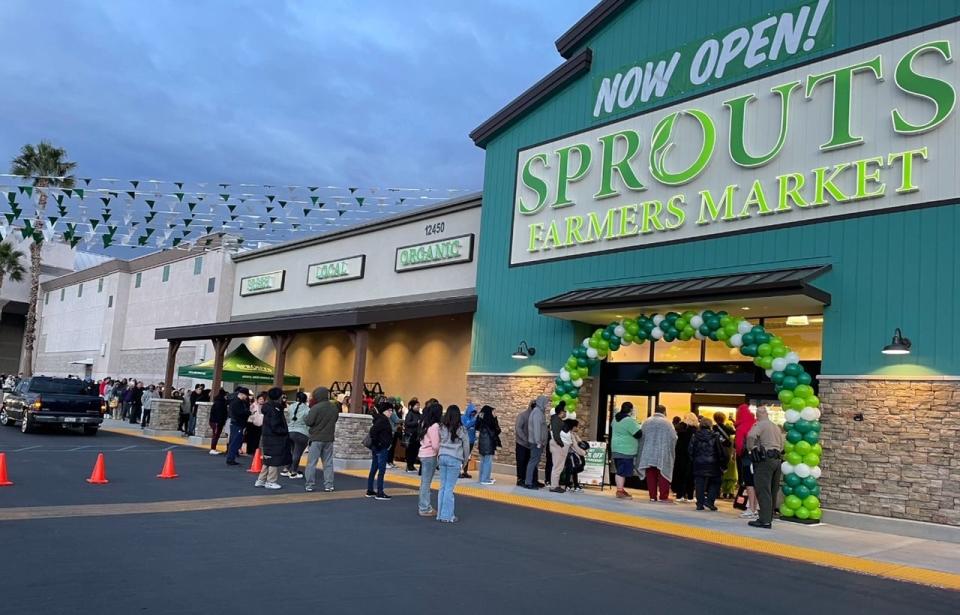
[267,387,283,401]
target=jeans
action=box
[754,457,782,524]
[367,447,389,494]
[187,412,197,436]
[479,454,494,483]
[226,421,245,463]
[140,406,151,428]
[525,445,543,487]
[209,421,224,450]
[437,455,461,521]
[694,475,720,509]
[305,441,335,490]
[515,444,531,483]
[418,455,438,513]
[287,432,309,473]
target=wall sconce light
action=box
[511,341,536,360]
[881,328,912,355]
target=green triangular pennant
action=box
[183,218,192,227]
[307,186,318,192]
[7,193,16,206]
[130,180,139,189]
[48,216,59,226]
[18,186,33,197]
[100,197,111,207]
[75,189,85,199]
[3,214,13,225]
[174,182,184,189]
[89,219,100,230]
[126,191,136,200]
[22,219,35,237]
[172,238,183,247]
[356,197,365,206]
[63,188,73,198]
[266,195,275,203]
[303,209,310,217]
[204,226,213,234]
[145,199,155,209]
[227,205,236,212]
[188,202,197,212]
[54,194,65,206]
[174,192,185,202]
[309,196,320,205]
[220,194,230,202]
[278,200,287,208]
[101,212,111,223]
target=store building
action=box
[154,194,481,413]
[35,234,236,383]
[469,0,960,526]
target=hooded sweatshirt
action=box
[734,404,757,457]
[527,395,549,448]
[305,387,339,443]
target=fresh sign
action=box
[239,270,285,296]
[395,234,474,272]
[593,0,835,118]
[307,255,365,286]
[512,21,959,265]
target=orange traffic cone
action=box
[157,450,179,479]
[246,448,263,474]
[85,452,109,484]
[0,452,12,486]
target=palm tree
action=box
[0,241,26,293]
[10,141,76,376]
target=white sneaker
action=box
[254,480,265,488]
[208,450,220,456]
[740,510,758,518]
[386,463,396,469]
[264,482,282,490]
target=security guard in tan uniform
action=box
[745,407,786,528]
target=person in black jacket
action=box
[208,389,228,455]
[366,401,395,500]
[403,398,422,473]
[476,405,501,485]
[255,387,291,490]
[689,416,726,511]
[225,387,251,466]
[128,381,144,425]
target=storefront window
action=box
[704,339,752,362]
[763,316,823,360]
[608,340,651,363]
[654,338,701,362]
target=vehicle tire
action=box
[83,426,98,436]
[0,408,13,427]
[20,413,33,434]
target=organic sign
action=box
[307,255,365,286]
[239,270,285,296]
[593,0,835,118]
[512,21,959,265]
[580,441,608,487]
[395,234,474,272]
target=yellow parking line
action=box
[341,470,960,591]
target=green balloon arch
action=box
[553,309,822,523]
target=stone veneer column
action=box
[188,401,213,445]
[466,374,595,469]
[144,398,182,435]
[333,413,373,470]
[818,377,960,526]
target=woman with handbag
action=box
[416,403,443,516]
[254,387,291,490]
[245,391,266,457]
[476,405,501,485]
[561,419,586,491]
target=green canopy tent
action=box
[177,343,301,386]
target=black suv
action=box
[0,377,106,435]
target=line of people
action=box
[513,397,590,493]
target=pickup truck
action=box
[0,377,106,435]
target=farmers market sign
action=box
[239,270,285,296]
[395,234,474,272]
[307,255,365,286]
[512,21,960,265]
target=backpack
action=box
[565,451,586,474]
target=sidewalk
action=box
[101,421,960,590]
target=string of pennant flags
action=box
[0,175,472,251]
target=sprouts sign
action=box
[511,21,960,265]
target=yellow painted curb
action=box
[342,470,960,591]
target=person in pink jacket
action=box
[417,402,443,517]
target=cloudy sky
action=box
[0,0,594,194]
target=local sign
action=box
[307,255,365,286]
[395,234,474,272]
[512,21,959,265]
[239,270,285,296]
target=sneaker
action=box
[480,480,496,485]
[696,506,705,511]
[405,468,418,473]
[740,510,759,518]
[419,508,437,517]
[365,490,376,498]
[616,490,631,499]
[575,487,583,492]
[386,463,396,469]
[289,472,303,479]
[305,485,315,492]
[549,487,565,493]
[264,482,282,490]
[438,516,459,523]
[460,472,471,479]
[375,493,391,501]
[748,520,772,529]
[523,484,540,490]
[657,499,675,504]
[706,504,718,512]
[323,487,335,492]
[226,461,240,466]
[280,470,292,477]
[208,450,220,456]
[254,480,265,488]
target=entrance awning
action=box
[536,266,831,323]
[177,343,300,386]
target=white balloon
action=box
[730,333,743,347]
[800,407,820,421]
[650,327,664,340]
[586,347,598,359]
[794,463,811,478]
[652,314,664,325]
[572,378,583,388]
[811,466,822,479]
[771,357,788,372]
[694,331,705,340]
[784,409,800,423]
[765,369,773,378]
[786,351,800,364]
[781,461,795,475]
[614,325,626,337]
[582,338,591,348]
[560,369,571,382]
[738,320,753,335]
[621,338,632,346]
[690,315,704,328]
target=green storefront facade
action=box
[467,0,960,527]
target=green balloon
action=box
[798,372,812,385]
[771,371,785,385]
[781,375,798,390]
[754,332,771,344]
[782,485,794,496]
[794,440,812,455]
[720,316,732,328]
[784,363,802,377]
[803,495,821,510]
[742,332,756,346]
[786,429,803,444]
[780,504,796,518]
[786,451,802,465]
[795,419,813,434]
[803,453,820,467]
[785,494,803,510]
[785,473,802,487]
[794,506,811,520]
[809,508,822,521]
[758,356,773,370]
[783,441,794,454]
[598,339,609,351]
[757,343,772,357]
[812,443,823,455]
[793,485,811,500]
[778,389,794,404]
[803,431,819,445]
[808,420,822,433]
[771,345,787,358]
[806,395,820,408]
[802,476,818,489]
[724,323,738,336]
[741,344,758,357]
[794,384,813,399]
[789,397,806,411]
[588,338,599,348]
[810,485,821,496]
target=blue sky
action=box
[0,0,594,193]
